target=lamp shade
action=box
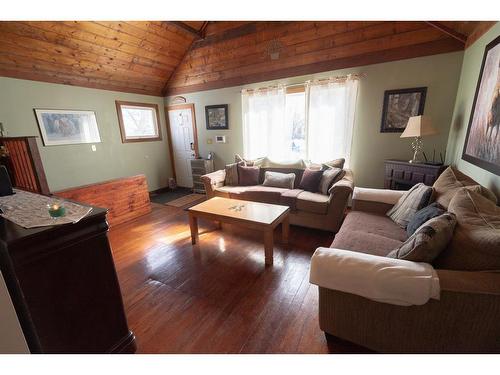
[400,115,438,138]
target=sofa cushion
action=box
[263,158,307,169]
[433,166,497,208]
[387,183,433,228]
[215,185,259,196]
[280,189,303,210]
[323,158,345,170]
[296,191,330,214]
[241,186,289,204]
[299,168,323,192]
[262,171,296,189]
[331,211,407,256]
[406,202,446,236]
[387,212,457,263]
[434,188,500,271]
[238,165,260,186]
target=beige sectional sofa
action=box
[313,167,500,353]
[201,160,353,233]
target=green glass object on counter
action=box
[47,203,66,218]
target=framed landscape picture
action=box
[462,35,500,176]
[205,104,229,130]
[380,87,427,133]
[34,109,101,146]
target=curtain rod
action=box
[241,73,365,93]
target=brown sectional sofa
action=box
[315,168,500,353]
[201,164,353,233]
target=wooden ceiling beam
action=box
[167,21,203,39]
[425,21,467,44]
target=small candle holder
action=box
[47,201,66,218]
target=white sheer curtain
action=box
[242,86,288,160]
[305,77,359,166]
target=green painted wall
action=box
[166,51,464,188]
[0,77,173,192]
[446,23,500,197]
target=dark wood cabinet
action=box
[0,205,136,353]
[384,159,447,190]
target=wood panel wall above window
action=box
[0,21,495,96]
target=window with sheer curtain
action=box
[242,77,359,166]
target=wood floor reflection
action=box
[109,203,370,353]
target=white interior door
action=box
[167,106,197,188]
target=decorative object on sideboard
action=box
[205,104,229,130]
[34,109,101,146]
[115,101,162,143]
[462,35,500,176]
[47,201,66,218]
[400,115,438,163]
[380,87,427,133]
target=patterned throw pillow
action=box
[262,171,295,189]
[387,183,433,228]
[387,212,457,263]
[299,168,324,192]
[406,202,446,236]
[224,163,239,186]
[237,165,260,186]
[318,167,343,195]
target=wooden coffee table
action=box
[187,197,290,266]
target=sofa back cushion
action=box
[262,171,296,189]
[433,166,497,208]
[224,163,240,186]
[237,165,260,186]
[299,168,323,192]
[387,212,457,263]
[318,167,343,195]
[387,183,433,228]
[434,188,500,271]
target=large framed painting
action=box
[205,104,229,130]
[380,87,427,133]
[462,35,500,176]
[34,109,101,146]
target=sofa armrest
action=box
[437,269,500,296]
[200,169,226,198]
[351,187,405,215]
[326,169,353,232]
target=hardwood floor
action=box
[108,203,370,353]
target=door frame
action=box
[164,103,199,181]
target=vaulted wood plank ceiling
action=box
[0,21,494,96]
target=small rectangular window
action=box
[116,101,162,143]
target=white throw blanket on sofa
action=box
[309,248,440,306]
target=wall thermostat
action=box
[215,135,226,143]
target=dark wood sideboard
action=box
[0,204,136,353]
[384,159,447,190]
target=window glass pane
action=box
[285,92,306,160]
[121,106,158,138]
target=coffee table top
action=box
[188,197,289,225]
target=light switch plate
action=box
[91,144,96,152]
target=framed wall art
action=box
[34,109,101,146]
[205,104,229,130]
[380,87,427,133]
[462,35,500,176]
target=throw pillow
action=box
[318,167,344,195]
[387,183,433,228]
[406,202,446,236]
[224,163,240,186]
[433,188,500,271]
[299,168,324,192]
[433,166,497,208]
[262,171,295,189]
[237,165,260,186]
[323,158,345,170]
[387,212,457,263]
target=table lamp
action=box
[400,115,438,163]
